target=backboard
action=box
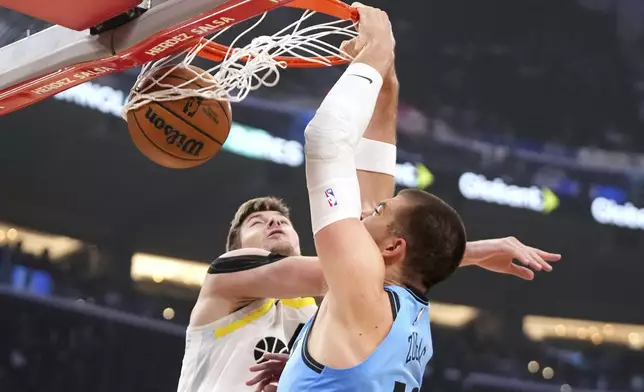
[0,0,303,116]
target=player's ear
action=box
[382,237,406,265]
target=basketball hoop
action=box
[122,0,359,118]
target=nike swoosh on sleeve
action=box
[347,74,373,84]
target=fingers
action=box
[254,377,273,392]
[505,237,555,272]
[255,377,276,392]
[247,353,289,387]
[246,370,273,386]
[249,362,270,372]
[525,246,551,272]
[249,359,286,373]
[261,353,290,362]
[339,38,362,58]
[507,264,535,281]
[349,2,392,36]
[506,238,545,271]
[531,247,562,262]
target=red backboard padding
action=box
[0,0,142,31]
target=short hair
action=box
[226,197,291,251]
[393,189,467,294]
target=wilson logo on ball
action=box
[144,107,205,157]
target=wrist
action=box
[384,69,399,89]
[354,43,394,78]
[459,241,479,267]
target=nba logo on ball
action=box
[325,188,337,207]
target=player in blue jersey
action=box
[239,4,560,391]
[252,4,502,392]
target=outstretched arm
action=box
[206,237,561,306]
[205,248,325,300]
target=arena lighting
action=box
[6,228,18,241]
[458,172,559,214]
[427,302,479,328]
[523,315,644,349]
[591,197,644,230]
[163,307,175,320]
[131,253,207,287]
[0,222,83,260]
[527,361,540,373]
[542,367,554,380]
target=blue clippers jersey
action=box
[278,285,432,392]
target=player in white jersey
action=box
[176,196,321,392]
[177,10,560,389]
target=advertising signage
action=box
[53,81,644,232]
[458,172,559,214]
[591,197,644,230]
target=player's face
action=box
[239,210,301,256]
[361,195,409,259]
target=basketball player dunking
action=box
[234,4,562,392]
[176,5,560,392]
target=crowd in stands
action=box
[2,244,644,392]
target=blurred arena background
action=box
[2,0,644,391]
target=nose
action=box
[268,217,282,227]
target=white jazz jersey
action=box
[177,297,317,392]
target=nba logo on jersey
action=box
[325,188,337,207]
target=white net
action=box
[121,9,357,118]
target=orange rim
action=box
[196,0,358,67]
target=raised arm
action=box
[355,68,399,212]
[304,5,396,320]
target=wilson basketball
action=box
[126,65,232,169]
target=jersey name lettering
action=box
[405,332,427,365]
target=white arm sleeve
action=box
[355,138,397,176]
[305,63,384,234]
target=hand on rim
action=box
[340,2,395,75]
